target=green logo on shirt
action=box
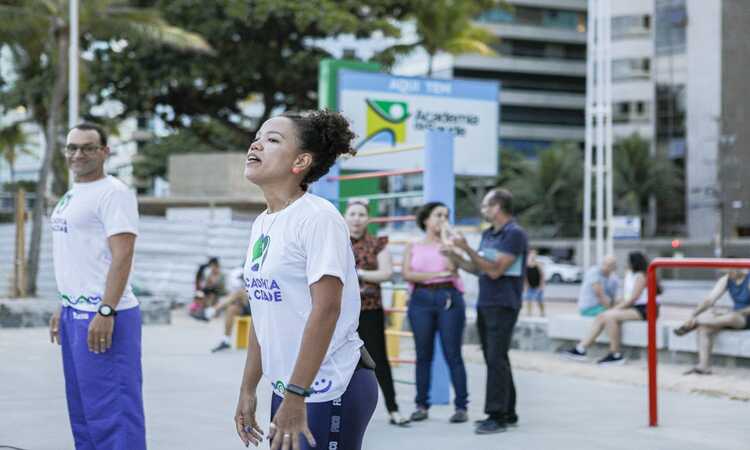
[54,192,73,214]
[250,234,270,272]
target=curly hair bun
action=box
[282,109,357,190]
[307,109,357,158]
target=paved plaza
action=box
[1,311,747,450]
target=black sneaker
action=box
[475,419,507,435]
[597,352,625,365]
[211,341,231,353]
[561,347,587,361]
[475,414,514,427]
[449,409,468,423]
[410,409,429,422]
[190,310,209,322]
[474,416,492,426]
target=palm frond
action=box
[95,7,214,54]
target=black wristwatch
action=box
[97,304,117,317]
[285,383,313,398]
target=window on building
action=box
[494,39,586,61]
[612,58,651,81]
[613,102,630,123]
[501,105,584,127]
[656,84,686,139]
[455,69,586,93]
[612,15,651,40]
[477,6,586,32]
[655,0,687,55]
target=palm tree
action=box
[501,143,584,237]
[0,0,212,296]
[0,121,34,185]
[613,133,681,230]
[379,0,504,76]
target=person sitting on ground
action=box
[577,255,618,317]
[674,268,750,375]
[189,257,226,321]
[201,257,225,306]
[210,266,251,353]
[563,251,658,365]
[524,249,546,317]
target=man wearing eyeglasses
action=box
[49,123,145,449]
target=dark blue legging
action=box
[270,367,378,450]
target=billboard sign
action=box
[337,70,499,177]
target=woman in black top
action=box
[524,249,545,317]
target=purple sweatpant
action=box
[60,306,146,450]
[270,367,378,450]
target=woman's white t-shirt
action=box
[243,193,363,402]
[624,270,650,306]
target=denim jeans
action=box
[407,287,468,410]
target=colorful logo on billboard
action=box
[363,99,409,147]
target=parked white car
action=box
[536,256,583,283]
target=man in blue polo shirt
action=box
[444,188,527,435]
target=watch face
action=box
[100,305,113,316]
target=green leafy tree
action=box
[377,0,504,76]
[0,120,34,184]
[499,143,584,237]
[86,0,414,181]
[0,0,211,295]
[613,133,682,234]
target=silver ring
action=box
[99,338,106,342]
[283,433,291,438]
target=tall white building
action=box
[459,0,588,157]
[609,0,749,240]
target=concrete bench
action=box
[666,321,750,358]
[548,314,667,349]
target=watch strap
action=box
[285,383,312,398]
[97,305,117,317]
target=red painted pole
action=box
[645,257,750,428]
[647,264,658,427]
[328,168,423,182]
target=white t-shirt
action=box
[624,270,650,305]
[243,193,363,403]
[51,176,139,312]
[228,267,245,292]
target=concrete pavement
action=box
[0,311,746,450]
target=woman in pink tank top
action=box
[402,202,469,424]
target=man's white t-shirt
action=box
[51,176,139,312]
[243,193,363,403]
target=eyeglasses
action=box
[64,144,102,156]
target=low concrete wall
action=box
[457,315,750,369]
[0,297,171,328]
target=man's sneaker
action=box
[597,352,625,365]
[449,409,468,423]
[561,347,587,361]
[410,409,429,422]
[474,416,492,426]
[211,341,231,353]
[475,419,507,435]
[475,413,516,428]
